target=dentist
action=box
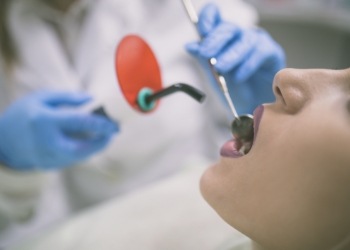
[0,0,285,247]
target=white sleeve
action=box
[0,54,51,244]
[0,165,46,229]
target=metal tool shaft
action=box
[181,0,240,120]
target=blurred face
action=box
[201,68,350,250]
[44,0,77,11]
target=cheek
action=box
[244,113,350,248]
[200,107,350,249]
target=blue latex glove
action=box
[186,3,286,114]
[0,91,119,171]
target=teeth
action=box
[239,141,253,155]
[231,114,255,156]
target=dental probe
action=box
[181,0,254,148]
[181,0,239,120]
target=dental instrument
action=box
[115,34,206,112]
[137,83,205,112]
[181,0,254,150]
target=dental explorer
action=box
[181,0,254,151]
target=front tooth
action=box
[239,141,253,155]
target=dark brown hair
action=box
[0,0,17,68]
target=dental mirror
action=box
[115,34,205,113]
[181,0,254,150]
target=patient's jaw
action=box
[200,68,350,250]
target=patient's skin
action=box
[200,68,350,250]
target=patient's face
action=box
[201,68,350,250]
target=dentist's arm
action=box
[186,3,285,114]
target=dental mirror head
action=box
[231,114,254,141]
[231,114,254,154]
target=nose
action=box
[272,68,312,114]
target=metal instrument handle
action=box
[181,0,240,120]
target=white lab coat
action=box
[0,0,257,247]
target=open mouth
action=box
[220,105,264,158]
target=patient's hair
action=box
[0,0,17,68]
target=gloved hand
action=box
[0,91,119,171]
[186,3,286,114]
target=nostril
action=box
[274,86,286,105]
[275,86,282,96]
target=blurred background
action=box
[246,0,350,69]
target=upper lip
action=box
[253,105,264,143]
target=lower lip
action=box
[220,105,264,158]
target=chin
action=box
[199,163,232,220]
[199,164,218,207]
